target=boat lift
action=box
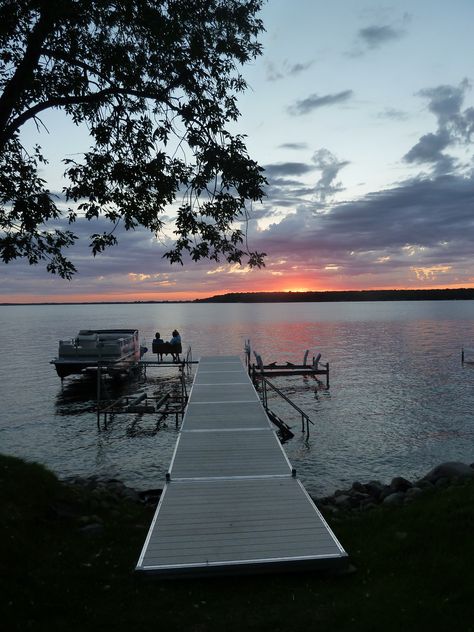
[245,341,330,388]
[95,348,198,431]
[244,340,326,439]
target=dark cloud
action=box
[404,130,453,168]
[419,83,467,127]
[358,25,403,49]
[251,174,474,283]
[5,175,474,296]
[288,90,353,116]
[346,15,409,57]
[262,162,317,178]
[404,80,474,175]
[319,175,474,250]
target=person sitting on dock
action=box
[152,332,165,360]
[169,329,182,362]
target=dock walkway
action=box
[136,356,348,577]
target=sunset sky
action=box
[3,0,474,303]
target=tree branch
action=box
[3,85,180,143]
[0,4,58,146]
[41,47,110,84]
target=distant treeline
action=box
[195,288,474,303]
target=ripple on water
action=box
[1,301,474,493]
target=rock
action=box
[423,461,474,483]
[121,488,140,502]
[360,502,377,511]
[415,479,434,490]
[79,522,104,535]
[349,490,371,503]
[48,501,80,520]
[333,494,351,508]
[378,486,393,502]
[405,486,423,499]
[78,514,103,526]
[351,481,366,493]
[364,480,385,500]
[382,492,405,506]
[105,480,126,494]
[390,476,413,493]
[138,489,162,505]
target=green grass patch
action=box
[1,454,474,631]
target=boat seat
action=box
[76,333,99,348]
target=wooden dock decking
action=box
[136,356,348,577]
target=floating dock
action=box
[136,356,348,577]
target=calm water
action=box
[1,301,474,496]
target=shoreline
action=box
[2,287,474,306]
[61,459,474,512]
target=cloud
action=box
[262,162,317,178]
[265,61,284,82]
[278,142,309,150]
[250,174,474,285]
[404,130,453,169]
[346,14,409,57]
[358,25,403,49]
[265,59,314,82]
[419,82,468,127]
[403,80,474,175]
[376,107,409,121]
[312,149,350,204]
[4,171,474,297]
[288,90,353,115]
[258,152,350,217]
[290,61,314,75]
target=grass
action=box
[2,453,474,631]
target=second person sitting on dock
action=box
[169,329,182,362]
[152,332,164,360]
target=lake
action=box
[1,300,474,496]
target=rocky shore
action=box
[62,460,474,520]
[61,474,162,506]
[316,461,474,515]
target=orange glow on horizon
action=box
[283,286,311,293]
[2,280,474,304]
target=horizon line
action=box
[2,287,474,306]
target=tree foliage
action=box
[0,0,266,278]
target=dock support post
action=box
[326,362,330,389]
[96,363,101,431]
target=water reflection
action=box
[1,301,474,495]
[54,374,136,416]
